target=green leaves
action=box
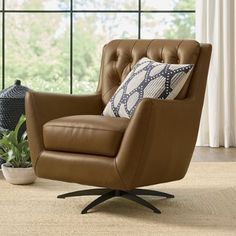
[0,115,31,168]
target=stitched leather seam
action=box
[113,40,123,81]
[44,124,126,133]
[146,39,155,57]
[101,40,121,98]
[151,97,193,105]
[114,159,128,190]
[176,40,183,60]
[103,40,138,99]
[102,84,119,99]
[30,93,43,171]
[130,40,138,59]
[113,60,121,83]
[97,45,106,93]
[103,60,114,68]
[130,101,153,188]
[160,43,164,61]
[119,40,137,81]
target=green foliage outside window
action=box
[163,0,195,38]
[1,0,195,94]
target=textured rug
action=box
[0,163,236,236]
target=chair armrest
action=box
[116,97,201,189]
[25,91,102,167]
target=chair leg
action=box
[130,189,174,198]
[57,188,110,199]
[81,190,115,214]
[122,192,161,214]
[57,188,174,214]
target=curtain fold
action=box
[196,0,236,147]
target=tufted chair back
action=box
[97,39,201,105]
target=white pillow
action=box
[103,57,193,118]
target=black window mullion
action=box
[70,0,73,94]
[138,0,141,39]
[2,0,5,90]
[0,0,195,92]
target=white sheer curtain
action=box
[196,0,236,147]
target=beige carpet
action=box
[0,163,236,236]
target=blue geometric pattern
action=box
[103,57,193,118]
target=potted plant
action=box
[0,115,36,185]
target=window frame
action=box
[0,0,195,93]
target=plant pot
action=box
[1,163,36,185]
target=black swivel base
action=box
[57,188,174,214]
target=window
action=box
[0,0,195,94]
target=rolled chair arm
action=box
[25,91,103,168]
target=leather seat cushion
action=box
[43,115,129,157]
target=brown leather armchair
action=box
[25,39,212,214]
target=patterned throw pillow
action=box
[103,57,194,118]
